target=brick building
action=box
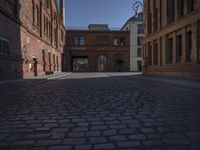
[0,0,66,80]
[143,0,200,76]
[65,25,130,72]
[0,0,22,80]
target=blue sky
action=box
[65,0,143,28]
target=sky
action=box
[65,0,143,28]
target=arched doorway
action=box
[114,54,124,72]
[98,55,107,72]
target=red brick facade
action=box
[143,0,200,77]
[0,0,66,80]
[20,0,66,78]
[65,30,130,72]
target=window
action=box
[114,38,125,46]
[32,3,35,23]
[48,52,51,63]
[177,0,184,18]
[74,36,79,45]
[176,35,182,63]
[167,0,175,24]
[148,13,152,34]
[137,24,144,34]
[95,36,108,45]
[160,0,162,28]
[153,42,158,65]
[160,37,163,66]
[36,5,40,26]
[187,0,194,13]
[42,49,45,63]
[0,37,10,56]
[155,8,159,31]
[167,38,173,64]
[148,43,152,65]
[114,38,119,46]
[137,48,142,57]
[137,37,143,46]
[198,20,200,64]
[80,36,85,45]
[186,31,192,62]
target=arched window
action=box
[36,5,40,26]
[80,36,85,45]
[32,3,35,23]
[98,55,107,72]
[74,36,79,45]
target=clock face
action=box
[42,0,48,8]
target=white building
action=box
[121,13,143,72]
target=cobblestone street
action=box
[0,73,200,150]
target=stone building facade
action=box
[143,0,200,76]
[0,0,66,80]
[65,25,130,72]
[121,13,144,72]
[0,0,22,80]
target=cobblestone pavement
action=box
[0,73,200,150]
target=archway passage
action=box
[98,55,107,72]
[114,54,124,72]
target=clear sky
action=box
[65,0,143,28]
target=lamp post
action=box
[132,1,144,16]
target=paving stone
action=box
[75,145,92,150]
[117,141,141,148]
[36,140,61,146]
[89,137,107,144]
[102,130,117,136]
[86,131,101,137]
[129,134,146,140]
[109,135,127,141]
[63,138,86,145]
[94,143,115,149]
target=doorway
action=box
[114,54,124,72]
[33,58,37,76]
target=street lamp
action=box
[132,1,144,16]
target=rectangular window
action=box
[48,52,51,63]
[148,44,152,65]
[137,48,142,57]
[137,24,144,34]
[177,0,184,18]
[187,0,194,13]
[186,31,192,62]
[167,0,175,24]
[0,37,10,56]
[154,8,158,31]
[176,35,182,63]
[148,13,152,34]
[42,49,45,63]
[167,38,173,64]
[153,42,158,65]
[160,0,162,28]
[198,20,200,64]
[137,37,143,46]
[160,37,163,66]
